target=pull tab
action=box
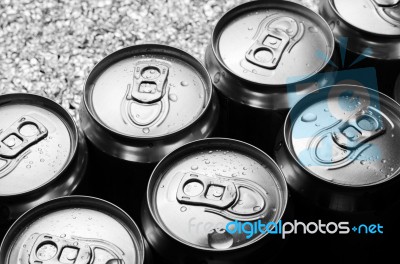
[176,172,269,221]
[373,0,399,7]
[0,115,47,159]
[245,29,290,69]
[176,172,237,209]
[372,0,400,25]
[21,233,125,264]
[130,61,169,104]
[332,107,385,150]
[245,15,304,70]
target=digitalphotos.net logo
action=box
[188,218,384,240]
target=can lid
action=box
[285,85,400,187]
[213,1,334,86]
[1,196,145,264]
[332,0,400,36]
[0,94,76,196]
[85,44,211,139]
[147,138,287,251]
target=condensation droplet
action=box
[142,128,150,134]
[301,113,317,122]
[169,93,178,102]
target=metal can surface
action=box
[205,0,336,155]
[320,0,400,97]
[79,44,219,221]
[142,138,289,264]
[0,94,87,240]
[0,196,151,264]
[275,84,400,213]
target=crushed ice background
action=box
[0,0,319,120]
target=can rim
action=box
[327,0,400,38]
[210,0,335,87]
[0,195,147,264]
[284,84,400,188]
[0,93,79,197]
[145,137,289,252]
[82,43,214,141]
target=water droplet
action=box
[142,128,150,134]
[58,144,62,148]
[315,123,320,127]
[242,172,246,175]
[60,234,66,238]
[248,26,253,30]
[301,113,317,122]
[252,69,257,74]
[360,160,366,165]
[208,230,234,249]
[272,207,277,212]
[191,165,198,170]
[253,206,261,212]
[381,159,387,164]
[329,21,336,30]
[160,185,164,188]
[180,206,187,212]
[205,160,210,164]
[169,93,178,102]
[180,81,188,86]
[26,165,31,169]
[208,151,213,154]
[231,173,238,177]
[308,26,318,33]
[243,167,247,170]
[324,108,329,112]
[213,72,221,83]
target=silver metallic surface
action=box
[0,94,87,221]
[205,0,335,110]
[275,84,400,212]
[320,0,400,60]
[142,138,288,262]
[0,196,149,264]
[80,44,218,163]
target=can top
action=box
[84,44,212,139]
[1,196,145,264]
[212,1,334,86]
[0,94,77,196]
[331,0,400,36]
[147,138,288,251]
[285,85,400,187]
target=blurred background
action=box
[0,0,319,120]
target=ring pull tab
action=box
[245,15,304,69]
[176,172,269,221]
[21,233,125,264]
[130,62,169,104]
[0,115,47,159]
[121,60,171,128]
[372,0,400,26]
[245,29,290,69]
[332,107,385,150]
[176,172,237,209]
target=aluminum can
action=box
[205,0,336,155]
[275,84,400,212]
[320,0,400,97]
[141,138,289,264]
[274,84,400,262]
[79,44,219,221]
[0,196,151,264]
[0,93,87,240]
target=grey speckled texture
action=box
[0,0,319,120]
